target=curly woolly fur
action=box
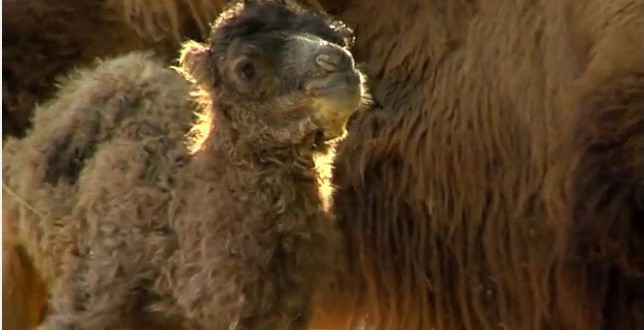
[3,51,198,330]
[3,0,644,330]
[3,0,368,329]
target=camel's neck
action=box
[165,121,337,318]
[184,122,334,215]
[205,123,321,172]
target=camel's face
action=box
[217,30,366,143]
[178,0,369,147]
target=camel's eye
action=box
[236,60,257,82]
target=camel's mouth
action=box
[304,71,363,142]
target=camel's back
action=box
[2,51,197,281]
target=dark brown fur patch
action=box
[547,71,644,329]
[325,1,644,329]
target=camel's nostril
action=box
[315,53,344,72]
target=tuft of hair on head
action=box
[206,0,355,73]
[175,0,356,90]
[210,0,354,46]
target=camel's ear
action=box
[178,40,216,87]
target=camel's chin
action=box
[307,87,361,144]
[306,71,363,111]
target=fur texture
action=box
[4,0,644,329]
[545,71,644,329]
[2,0,162,137]
[328,0,644,329]
[1,0,323,138]
[3,1,367,329]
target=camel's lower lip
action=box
[303,71,362,143]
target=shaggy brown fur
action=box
[2,0,157,137]
[2,1,367,329]
[4,0,644,329]
[326,0,644,329]
[545,71,644,329]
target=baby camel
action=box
[2,0,368,329]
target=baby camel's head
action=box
[180,0,368,149]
